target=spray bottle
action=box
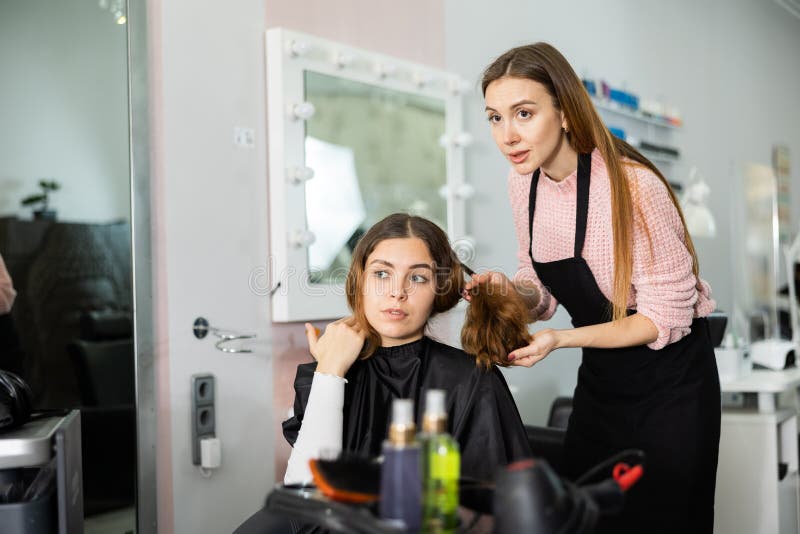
[379,398,422,531]
[420,389,460,533]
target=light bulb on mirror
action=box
[288,40,309,58]
[449,78,471,95]
[289,229,316,249]
[375,62,397,79]
[438,132,473,149]
[439,183,475,200]
[455,183,475,200]
[287,166,314,185]
[335,52,354,69]
[291,102,316,121]
[413,72,433,87]
[453,132,473,148]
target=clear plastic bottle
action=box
[421,390,460,533]
[379,399,423,532]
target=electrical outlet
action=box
[191,374,215,465]
[194,375,214,406]
[196,406,215,435]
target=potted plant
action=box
[21,179,61,221]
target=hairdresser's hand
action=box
[462,271,513,302]
[508,328,561,368]
[305,317,366,378]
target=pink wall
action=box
[264,0,445,481]
[264,0,444,67]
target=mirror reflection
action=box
[0,0,136,531]
[303,71,447,284]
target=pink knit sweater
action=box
[508,149,715,350]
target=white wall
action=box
[445,0,800,424]
[0,0,130,223]
[149,0,273,532]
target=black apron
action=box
[528,153,721,534]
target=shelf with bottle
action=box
[592,97,681,130]
[638,147,679,165]
[606,126,681,166]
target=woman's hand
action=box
[508,329,561,367]
[305,317,366,378]
[463,270,513,302]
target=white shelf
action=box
[593,97,680,130]
[639,149,679,165]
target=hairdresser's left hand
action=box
[508,329,561,368]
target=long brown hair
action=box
[346,213,463,359]
[461,280,531,369]
[481,42,700,322]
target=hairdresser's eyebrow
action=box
[484,99,538,112]
[369,259,433,271]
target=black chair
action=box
[233,506,297,534]
[524,396,573,475]
[66,310,136,517]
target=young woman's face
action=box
[362,237,436,347]
[484,76,567,175]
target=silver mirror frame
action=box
[128,0,157,531]
[266,28,474,322]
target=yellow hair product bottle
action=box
[421,390,460,533]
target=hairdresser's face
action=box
[485,76,567,175]
[362,238,436,347]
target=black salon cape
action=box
[282,336,532,483]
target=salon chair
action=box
[524,396,573,475]
[66,310,135,516]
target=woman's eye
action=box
[410,274,429,284]
[487,114,501,123]
[517,109,532,119]
[373,270,389,279]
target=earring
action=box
[563,126,569,134]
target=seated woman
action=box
[283,213,533,485]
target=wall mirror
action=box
[0,0,152,531]
[266,28,473,322]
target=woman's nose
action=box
[389,282,408,300]
[503,123,520,146]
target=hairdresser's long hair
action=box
[482,43,700,322]
[346,213,463,359]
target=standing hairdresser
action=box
[469,42,720,534]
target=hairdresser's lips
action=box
[508,150,530,164]
[381,308,409,321]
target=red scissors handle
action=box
[612,462,644,492]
